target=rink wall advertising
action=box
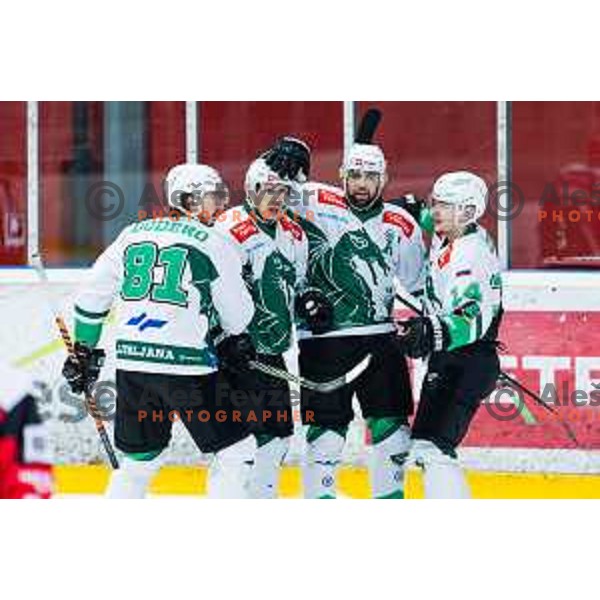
[467,311,600,449]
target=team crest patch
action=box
[437,245,453,269]
[281,215,304,241]
[383,211,415,238]
[230,219,259,243]
[318,189,346,209]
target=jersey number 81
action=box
[121,242,189,307]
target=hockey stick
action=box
[210,330,372,393]
[394,291,580,445]
[31,253,120,469]
[355,108,382,144]
[250,353,372,393]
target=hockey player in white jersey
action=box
[62,164,257,498]
[214,158,308,498]
[397,171,503,499]
[263,138,426,499]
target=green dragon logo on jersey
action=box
[178,244,220,334]
[305,225,390,328]
[248,251,297,354]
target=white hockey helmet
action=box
[165,163,227,213]
[245,158,292,198]
[341,143,387,176]
[431,171,488,222]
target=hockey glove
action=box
[216,333,257,375]
[296,289,334,335]
[62,342,106,395]
[396,316,448,359]
[262,137,311,183]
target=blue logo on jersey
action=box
[126,313,168,332]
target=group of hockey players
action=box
[60,133,503,499]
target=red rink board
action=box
[466,311,600,449]
[403,311,600,450]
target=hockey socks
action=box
[105,450,162,499]
[248,434,289,499]
[303,425,346,499]
[207,435,256,499]
[411,439,471,499]
[367,417,411,499]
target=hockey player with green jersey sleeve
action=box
[62,164,257,499]
[214,157,308,498]
[264,138,426,499]
[397,171,503,498]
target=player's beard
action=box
[347,190,381,212]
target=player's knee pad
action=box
[367,417,411,499]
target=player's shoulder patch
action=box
[229,218,259,244]
[437,243,453,269]
[383,209,415,238]
[317,187,346,210]
[280,213,304,241]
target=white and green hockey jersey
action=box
[73,217,254,375]
[424,224,503,351]
[214,201,308,355]
[291,182,426,338]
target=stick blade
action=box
[355,108,382,144]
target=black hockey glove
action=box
[62,342,106,395]
[262,137,311,182]
[216,333,257,375]
[388,194,427,226]
[396,316,448,359]
[296,289,334,335]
